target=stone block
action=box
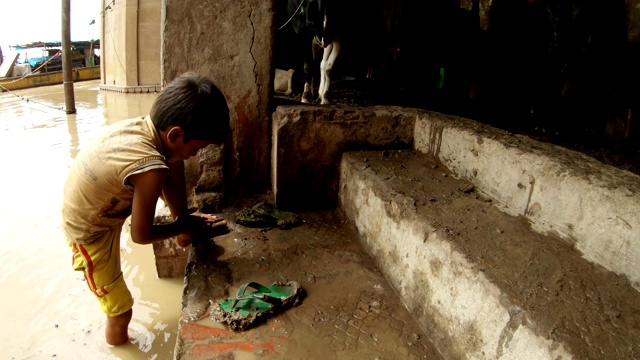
[192,191,224,213]
[272,105,416,210]
[196,166,224,192]
[152,238,190,278]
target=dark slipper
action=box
[234,202,301,229]
[210,281,303,331]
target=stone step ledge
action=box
[414,112,640,291]
[99,84,161,93]
[339,150,640,360]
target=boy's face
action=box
[164,126,212,162]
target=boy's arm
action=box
[128,168,194,244]
[161,160,190,219]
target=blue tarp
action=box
[26,56,51,67]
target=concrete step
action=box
[272,106,640,293]
[339,150,640,359]
[414,113,640,292]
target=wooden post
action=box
[62,0,76,114]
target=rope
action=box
[89,0,115,25]
[0,83,65,112]
[277,0,305,31]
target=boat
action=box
[0,40,100,92]
[0,66,101,91]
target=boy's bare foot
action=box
[106,309,133,346]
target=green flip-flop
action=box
[234,202,302,229]
[211,281,303,331]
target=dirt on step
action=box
[178,204,445,359]
[346,150,640,359]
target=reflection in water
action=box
[66,114,80,159]
[101,89,159,125]
[0,81,183,360]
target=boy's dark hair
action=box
[151,73,230,144]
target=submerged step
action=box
[339,150,640,359]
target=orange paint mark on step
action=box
[181,323,237,341]
[189,336,289,359]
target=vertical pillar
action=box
[62,0,76,114]
[124,0,139,86]
[100,0,106,83]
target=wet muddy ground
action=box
[177,196,444,359]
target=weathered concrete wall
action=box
[272,105,415,210]
[100,0,161,92]
[414,112,640,291]
[163,0,273,202]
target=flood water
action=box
[0,80,184,360]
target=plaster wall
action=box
[162,0,273,195]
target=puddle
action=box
[0,81,184,359]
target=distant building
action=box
[99,0,161,93]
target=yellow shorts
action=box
[68,224,134,317]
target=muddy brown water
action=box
[0,80,183,359]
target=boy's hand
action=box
[175,213,228,247]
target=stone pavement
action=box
[172,200,444,359]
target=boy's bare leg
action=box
[106,308,133,345]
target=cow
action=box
[286,0,341,105]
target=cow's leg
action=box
[301,36,316,104]
[319,39,340,105]
[302,61,313,103]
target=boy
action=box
[61,73,230,345]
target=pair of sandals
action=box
[211,280,304,331]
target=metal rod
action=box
[62,0,76,114]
